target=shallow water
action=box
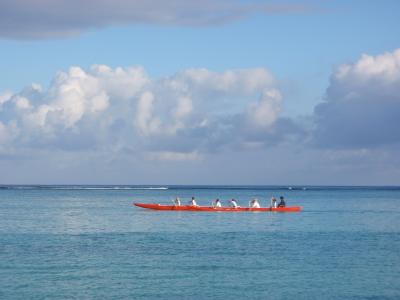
[1,186,399,299]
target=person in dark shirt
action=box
[278,196,286,207]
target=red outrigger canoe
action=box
[134,203,301,212]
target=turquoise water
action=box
[0,186,399,299]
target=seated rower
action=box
[277,196,286,207]
[271,197,277,208]
[173,197,181,206]
[249,198,260,208]
[189,196,198,206]
[213,198,222,208]
[230,198,240,208]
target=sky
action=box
[0,0,400,185]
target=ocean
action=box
[0,185,399,299]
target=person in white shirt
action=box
[271,197,277,208]
[173,197,181,206]
[213,198,222,208]
[230,198,239,208]
[249,198,260,208]
[189,197,198,206]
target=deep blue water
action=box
[0,186,399,299]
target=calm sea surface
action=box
[0,186,399,299]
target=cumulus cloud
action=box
[0,0,312,39]
[247,88,282,128]
[0,65,291,160]
[135,91,160,136]
[0,92,13,106]
[314,48,400,148]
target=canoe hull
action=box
[134,203,301,212]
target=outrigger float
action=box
[134,203,301,212]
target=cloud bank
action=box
[2,48,400,159]
[0,65,294,160]
[0,0,310,39]
[2,48,400,184]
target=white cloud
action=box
[13,96,31,110]
[135,91,160,136]
[247,88,282,128]
[0,91,13,107]
[90,65,149,101]
[314,48,400,148]
[173,96,193,120]
[178,68,276,95]
[0,65,285,159]
[336,50,400,82]
[17,67,111,131]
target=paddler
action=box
[189,196,198,206]
[230,198,239,208]
[271,197,277,208]
[173,197,181,206]
[278,196,286,207]
[249,198,260,208]
[213,198,222,208]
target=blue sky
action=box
[0,0,400,184]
